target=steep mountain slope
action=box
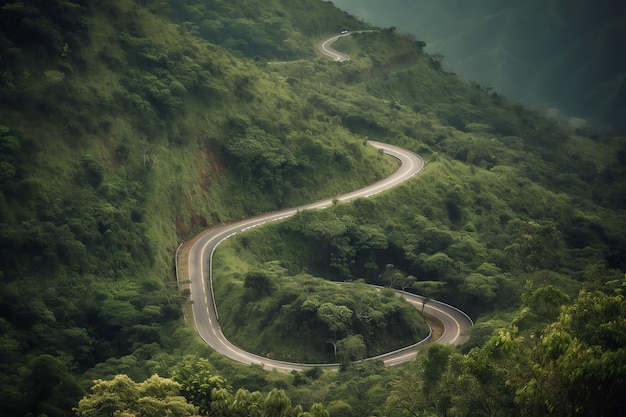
[0,1,386,415]
[332,0,626,131]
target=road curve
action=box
[316,30,376,62]
[178,141,473,371]
[317,33,351,62]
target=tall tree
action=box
[317,302,353,360]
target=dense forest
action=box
[0,0,624,416]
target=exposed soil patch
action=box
[424,313,445,342]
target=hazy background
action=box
[331,0,626,132]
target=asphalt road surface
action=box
[179,141,473,371]
[317,33,351,62]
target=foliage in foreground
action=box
[75,356,330,417]
[382,282,626,417]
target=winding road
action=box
[317,32,351,62]
[176,35,473,372]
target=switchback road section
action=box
[177,141,473,371]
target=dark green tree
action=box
[23,354,84,417]
[244,270,274,298]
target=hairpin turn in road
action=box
[176,34,473,371]
[177,141,472,371]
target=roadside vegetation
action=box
[0,0,624,416]
[212,252,430,364]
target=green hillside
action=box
[332,0,626,132]
[1,1,625,416]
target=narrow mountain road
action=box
[176,35,473,371]
[316,30,375,62]
[317,33,351,62]
[177,142,472,371]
